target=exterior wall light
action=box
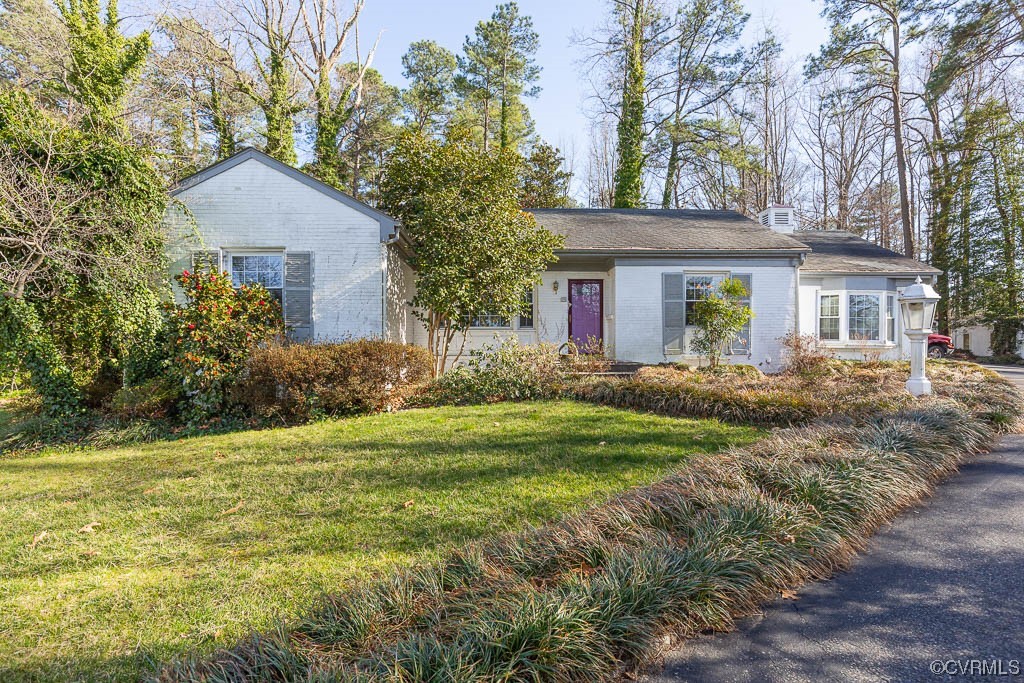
[899,276,941,396]
[552,280,559,293]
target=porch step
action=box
[606,362,645,374]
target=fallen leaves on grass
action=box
[402,500,415,509]
[29,531,47,548]
[78,522,101,534]
[143,486,160,495]
[220,500,245,516]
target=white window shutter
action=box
[285,252,313,342]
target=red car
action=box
[928,333,955,359]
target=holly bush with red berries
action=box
[167,269,283,422]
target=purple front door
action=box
[568,279,603,350]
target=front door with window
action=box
[568,279,603,350]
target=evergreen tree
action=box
[455,2,540,152]
[401,40,457,134]
[521,142,574,208]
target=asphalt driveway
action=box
[645,369,1024,683]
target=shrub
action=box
[416,339,608,406]
[108,377,181,419]
[780,331,835,376]
[165,270,283,423]
[234,340,433,422]
[691,278,753,369]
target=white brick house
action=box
[167,150,939,368]
[166,148,398,341]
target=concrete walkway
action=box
[646,369,1024,683]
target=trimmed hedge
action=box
[233,340,433,422]
[155,363,1022,682]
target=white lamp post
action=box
[899,276,941,396]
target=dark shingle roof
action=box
[796,230,940,275]
[529,209,809,253]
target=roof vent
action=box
[758,205,797,234]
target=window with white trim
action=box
[230,253,284,304]
[819,294,840,340]
[463,308,510,328]
[685,274,725,326]
[518,289,534,329]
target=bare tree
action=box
[0,136,113,300]
[291,0,379,181]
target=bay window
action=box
[816,291,900,344]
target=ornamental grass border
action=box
[154,363,1022,683]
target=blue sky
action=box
[356,0,829,158]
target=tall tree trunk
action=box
[662,138,680,208]
[890,24,914,257]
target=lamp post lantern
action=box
[899,276,941,396]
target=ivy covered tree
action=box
[57,0,150,130]
[379,130,563,375]
[613,0,654,208]
[0,89,168,414]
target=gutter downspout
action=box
[382,225,401,339]
[794,252,807,344]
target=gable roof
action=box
[796,230,940,275]
[529,209,809,254]
[170,147,399,242]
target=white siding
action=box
[953,325,994,357]
[166,158,385,340]
[613,262,799,371]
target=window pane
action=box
[849,294,880,341]
[518,289,534,329]
[886,296,895,342]
[819,317,840,340]
[819,294,839,317]
[818,294,840,341]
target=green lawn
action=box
[0,401,759,682]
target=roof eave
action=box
[555,247,809,257]
[800,268,942,276]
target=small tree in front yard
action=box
[166,270,282,422]
[379,129,563,375]
[692,278,753,369]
